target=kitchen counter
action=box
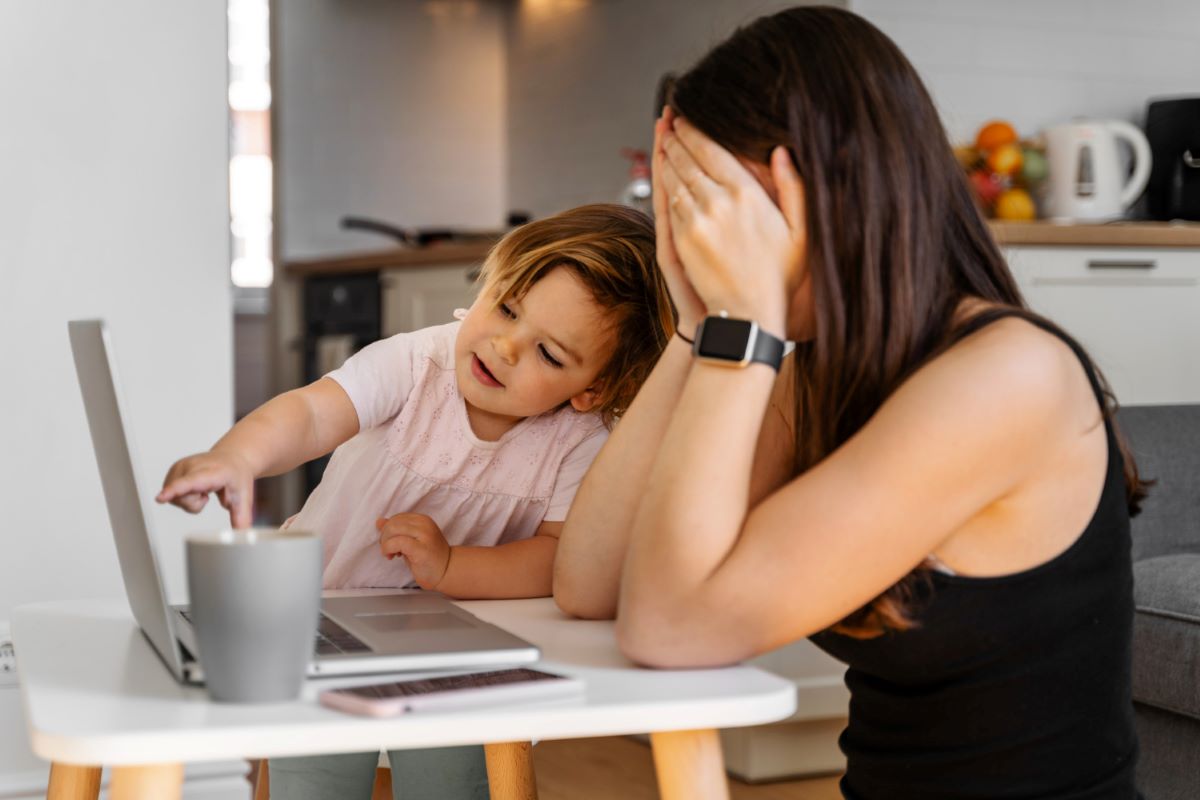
[989,220,1200,248]
[284,240,497,277]
[281,222,1200,279]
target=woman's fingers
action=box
[653,119,684,246]
[671,116,752,189]
[662,130,717,202]
[771,145,807,234]
[657,157,695,224]
[652,116,671,220]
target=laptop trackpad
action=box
[354,611,473,633]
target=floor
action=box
[533,736,843,800]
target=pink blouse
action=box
[283,318,608,589]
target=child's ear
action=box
[569,384,603,413]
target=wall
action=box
[851,0,1200,145]
[0,2,235,793]
[505,0,838,219]
[273,0,509,261]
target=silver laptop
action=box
[68,319,539,684]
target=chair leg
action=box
[484,741,538,800]
[46,763,102,800]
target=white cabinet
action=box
[1003,247,1200,405]
[380,264,480,336]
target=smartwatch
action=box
[692,312,785,371]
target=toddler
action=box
[157,203,673,800]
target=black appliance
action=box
[302,273,380,493]
[1145,96,1200,221]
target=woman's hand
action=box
[377,514,451,590]
[653,108,707,339]
[658,116,807,338]
[156,450,256,528]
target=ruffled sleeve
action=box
[544,426,609,522]
[325,333,420,430]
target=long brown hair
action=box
[670,6,1149,637]
[479,204,675,427]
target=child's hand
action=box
[376,514,451,590]
[157,450,255,529]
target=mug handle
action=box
[1107,119,1152,209]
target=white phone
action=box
[319,667,584,716]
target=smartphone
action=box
[319,667,584,717]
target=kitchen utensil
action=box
[1042,120,1151,221]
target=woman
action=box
[554,6,1147,798]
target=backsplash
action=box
[852,0,1200,144]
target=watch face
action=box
[696,317,755,361]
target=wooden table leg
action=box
[484,741,538,800]
[46,763,102,800]
[108,764,184,800]
[650,729,729,800]
[251,758,270,800]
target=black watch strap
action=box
[749,326,785,370]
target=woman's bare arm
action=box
[554,347,795,620]
[553,336,694,619]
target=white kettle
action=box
[1042,120,1152,221]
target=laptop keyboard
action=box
[178,610,372,656]
[315,614,372,655]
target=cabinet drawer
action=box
[1003,247,1200,405]
[1006,247,1200,287]
[381,264,480,337]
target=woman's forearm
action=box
[618,361,776,655]
[553,335,695,619]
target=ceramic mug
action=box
[186,528,322,703]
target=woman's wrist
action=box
[700,299,787,341]
[675,318,700,343]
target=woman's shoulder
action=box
[897,305,1101,446]
[941,307,1086,396]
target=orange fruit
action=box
[975,120,1018,152]
[994,188,1036,221]
[986,143,1023,176]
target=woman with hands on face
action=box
[554,7,1147,798]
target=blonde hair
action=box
[478,204,675,426]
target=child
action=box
[157,203,674,800]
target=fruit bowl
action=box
[956,120,1048,221]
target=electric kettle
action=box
[1042,120,1151,221]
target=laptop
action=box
[68,319,540,684]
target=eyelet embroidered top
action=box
[283,317,608,590]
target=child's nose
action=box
[492,335,518,364]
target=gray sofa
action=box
[1118,405,1200,799]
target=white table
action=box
[14,597,797,800]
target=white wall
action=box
[273,0,509,261]
[0,1,234,789]
[851,0,1200,144]
[506,0,834,219]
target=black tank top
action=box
[810,310,1140,799]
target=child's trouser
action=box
[268,745,489,800]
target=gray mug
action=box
[185,528,322,703]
